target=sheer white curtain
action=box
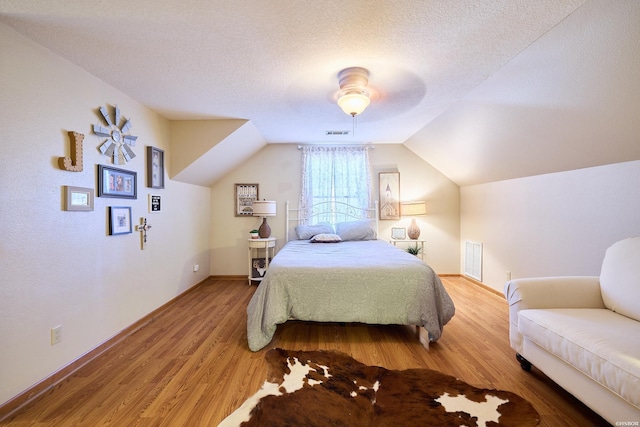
[299,146,372,224]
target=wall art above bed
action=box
[379,172,400,220]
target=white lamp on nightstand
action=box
[401,201,426,240]
[252,200,277,238]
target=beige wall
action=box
[0,23,211,405]
[209,144,461,276]
[460,160,640,293]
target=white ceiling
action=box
[1,0,639,186]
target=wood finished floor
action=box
[1,276,610,426]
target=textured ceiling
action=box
[1,0,639,186]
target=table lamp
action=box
[252,200,277,238]
[401,201,427,240]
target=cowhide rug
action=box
[219,348,539,427]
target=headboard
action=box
[285,200,379,242]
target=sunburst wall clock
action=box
[93,104,138,165]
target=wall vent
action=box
[464,241,483,282]
[325,130,350,135]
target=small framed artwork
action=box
[109,206,132,235]
[379,172,400,220]
[64,186,94,211]
[98,164,137,199]
[391,227,406,240]
[235,183,259,216]
[147,146,164,189]
[149,194,162,213]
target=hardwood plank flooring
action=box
[1,276,610,426]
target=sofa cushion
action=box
[600,236,640,322]
[518,308,640,409]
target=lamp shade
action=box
[252,200,277,217]
[337,93,370,117]
[401,201,426,216]
[337,67,371,117]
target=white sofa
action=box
[504,236,640,424]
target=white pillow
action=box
[335,220,376,241]
[310,233,342,243]
[295,223,334,240]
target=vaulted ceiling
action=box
[1,0,639,186]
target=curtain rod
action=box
[297,144,374,149]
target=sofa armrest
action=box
[503,276,604,353]
[504,276,604,310]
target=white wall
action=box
[0,23,211,405]
[209,144,460,276]
[460,160,640,293]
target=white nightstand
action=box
[390,239,426,261]
[247,237,277,285]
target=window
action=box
[299,146,372,224]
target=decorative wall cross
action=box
[136,217,152,250]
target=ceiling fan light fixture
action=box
[337,67,371,117]
[337,92,370,117]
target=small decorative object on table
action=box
[390,239,426,261]
[406,244,422,256]
[249,229,259,239]
[391,227,406,240]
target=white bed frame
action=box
[285,200,379,242]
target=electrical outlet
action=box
[506,271,512,281]
[51,325,62,345]
[193,264,199,272]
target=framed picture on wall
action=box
[109,206,132,235]
[379,172,400,220]
[147,146,164,189]
[98,164,137,199]
[235,183,259,216]
[63,186,94,211]
[149,194,162,213]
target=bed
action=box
[246,201,455,351]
